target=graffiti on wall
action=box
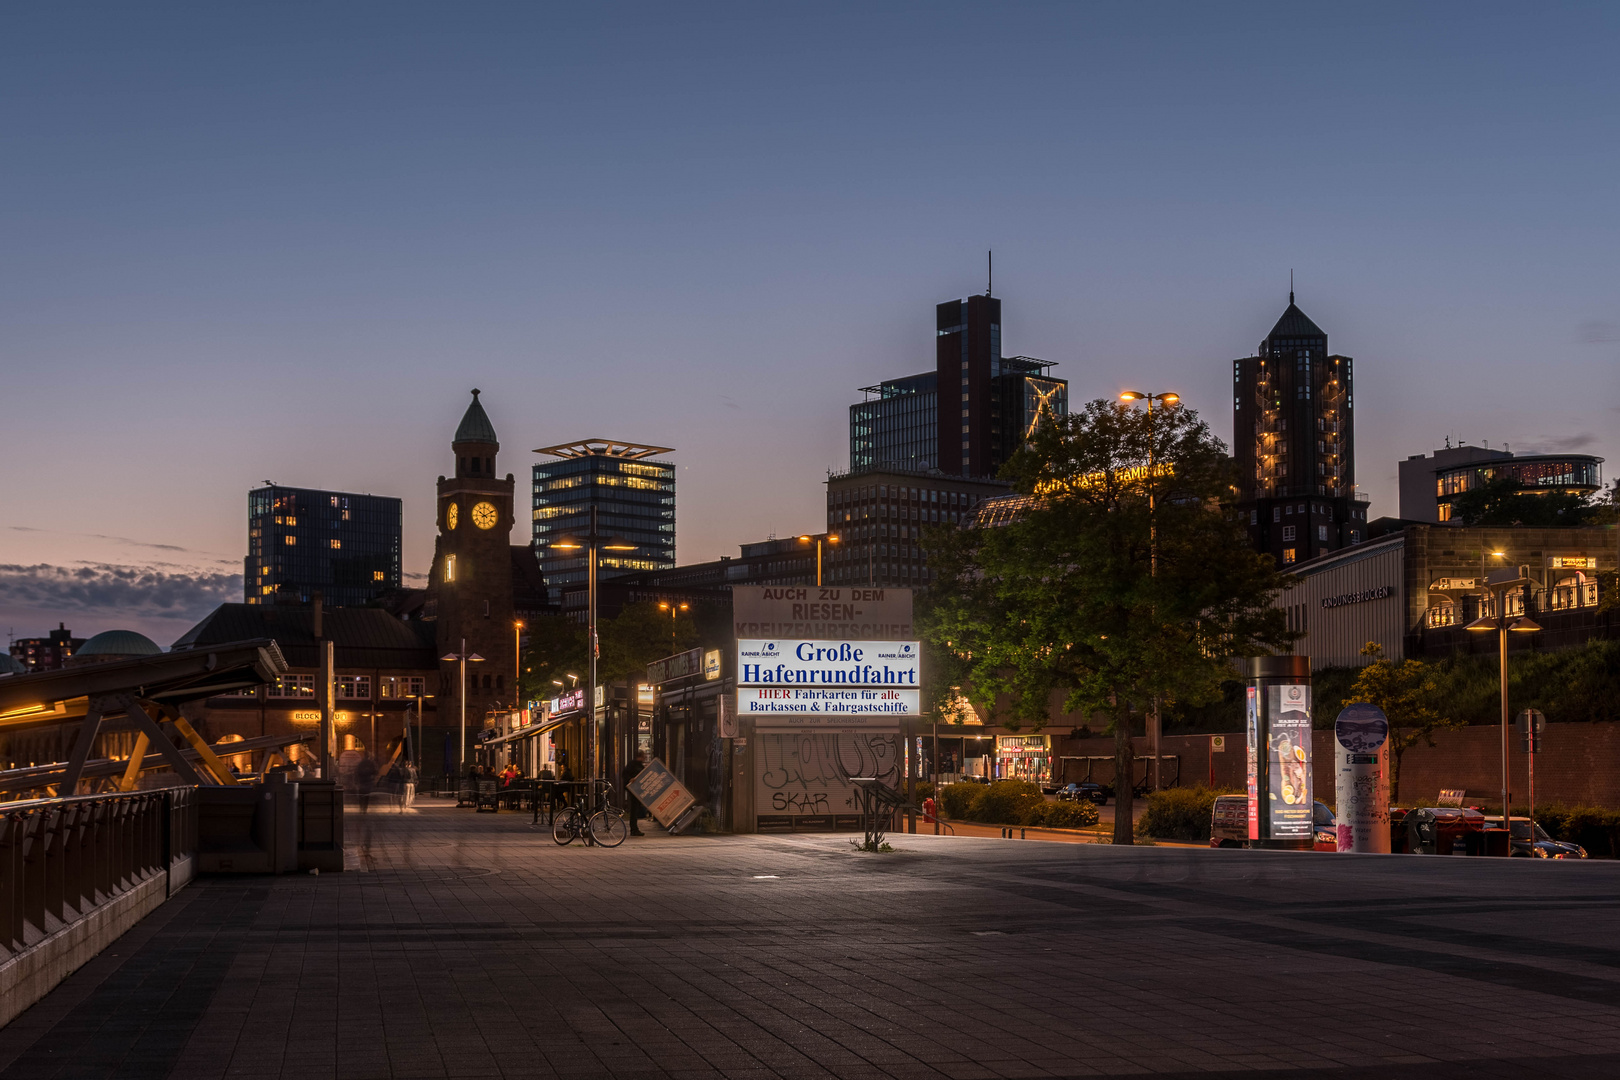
[756,732,900,816]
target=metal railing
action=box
[1544,582,1600,612]
[0,787,195,959]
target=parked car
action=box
[1057,782,1108,805]
[1313,801,1337,851]
[1481,816,1588,859]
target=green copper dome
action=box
[454,389,499,445]
[78,629,162,657]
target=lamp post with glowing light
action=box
[547,506,637,784]
[798,533,839,586]
[1467,566,1540,834]
[657,601,689,653]
[1119,390,1180,793]
[438,639,485,775]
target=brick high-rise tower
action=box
[428,389,516,751]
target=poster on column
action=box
[1245,687,1259,840]
[1267,684,1313,839]
[755,731,900,817]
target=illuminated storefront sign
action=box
[1549,556,1596,570]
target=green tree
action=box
[599,601,701,683]
[1450,473,1597,527]
[922,398,1293,843]
[518,615,587,704]
[1343,642,1461,803]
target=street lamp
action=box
[439,640,485,775]
[797,534,839,587]
[1119,390,1180,793]
[548,506,637,784]
[513,620,525,707]
[409,691,433,772]
[1467,566,1541,833]
[657,601,690,653]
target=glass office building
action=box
[246,486,402,606]
[851,372,938,473]
[532,440,676,594]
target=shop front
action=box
[996,734,1052,786]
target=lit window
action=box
[373,570,385,581]
[284,535,296,546]
[1283,548,1297,564]
[445,554,457,582]
[330,539,342,550]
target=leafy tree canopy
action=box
[1343,642,1462,803]
[921,398,1294,840]
[518,602,701,703]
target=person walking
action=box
[355,754,379,813]
[623,750,648,836]
[402,760,418,809]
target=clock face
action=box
[445,502,458,531]
[472,501,498,530]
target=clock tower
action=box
[429,389,516,752]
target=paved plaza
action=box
[3,804,1620,1080]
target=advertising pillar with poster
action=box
[1334,702,1391,853]
[1245,656,1313,849]
[731,586,914,831]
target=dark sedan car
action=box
[1057,782,1108,805]
[1482,816,1588,859]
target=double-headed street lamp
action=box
[798,533,839,586]
[548,506,637,784]
[1467,566,1541,831]
[657,601,689,653]
[1119,390,1180,793]
[438,639,485,775]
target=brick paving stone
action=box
[5,806,1620,1077]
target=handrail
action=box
[0,786,196,960]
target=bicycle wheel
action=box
[589,809,628,848]
[552,806,583,846]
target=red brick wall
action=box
[1053,723,1620,809]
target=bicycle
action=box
[551,780,629,848]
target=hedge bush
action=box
[967,780,1044,824]
[1139,786,1238,842]
[1530,805,1620,857]
[1024,799,1099,829]
[936,781,1100,829]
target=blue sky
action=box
[3,3,1617,642]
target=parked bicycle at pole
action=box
[552,778,629,848]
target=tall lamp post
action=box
[1119,390,1180,793]
[1466,566,1540,832]
[439,639,485,775]
[797,533,839,586]
[411,691,433,770]
[548,505,637,785]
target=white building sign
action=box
[737,640,919,687]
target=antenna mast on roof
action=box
[987,250,993,297]
[1289,269,1294,306]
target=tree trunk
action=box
[1113,712,1135,844]
[1389,743,1404,805]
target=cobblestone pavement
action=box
[4,803,1620,1079]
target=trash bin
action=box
[1407,807,1484,855]
[1481,828,1512,857]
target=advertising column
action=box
[1245,656,1313,850]
[1333,702,1391,853]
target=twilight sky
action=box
[3,2,1617,645]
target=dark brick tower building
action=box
[1232,293,1369,566]
[428,390,517,747]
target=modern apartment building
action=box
[1398,444,1605,523]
